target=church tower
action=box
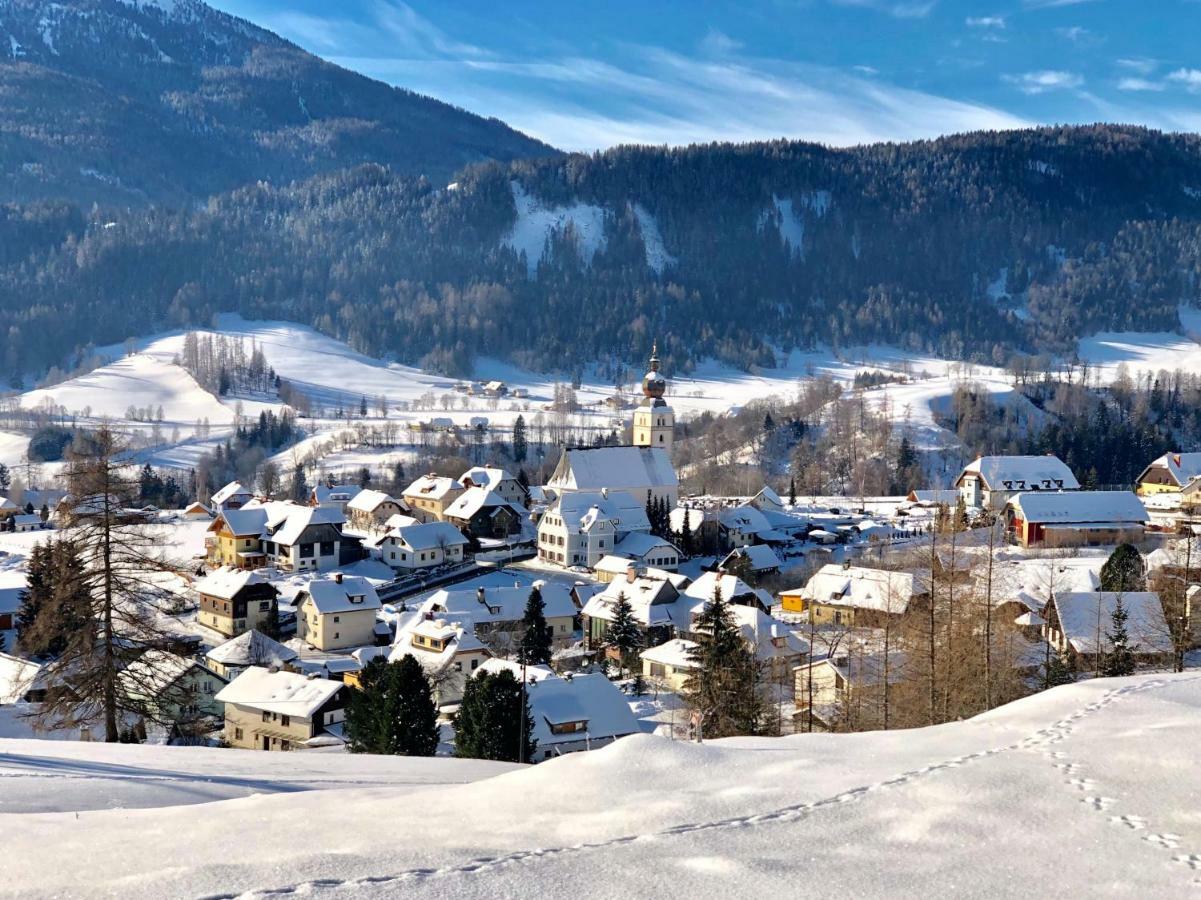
[632,342,674,452]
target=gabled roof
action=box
[801,564,924,613]
[213,506,269,537]
[268,505,345,546]
[312,484,361,505]
[1051,592,1172,655]
[388,521,469,551]
[720,544,782,573]
[583,573,683,627]
[206,630,297,668]
[402,475,463,501]
[119,650,220,698]
[685,602,808,660]
[548,446,678,493]
[526,673,639,745]
[1136,452,1201,488]
[640,638,698,669]
[906,489,961,506]
[614,531,679,559]
[425,582,576,624]
[390,620,489,674]
[684,571,770,608]
[957,455,1080,492]
[346,489,398,514]
[194,567,276,601]
[216,666,342,717]
[298,576,381,615]
[211,481,251,505]
[719,505,773,534]
[443,486,518,520]
[0,652,44,704]
[1008,491,1148,525]
[551,490,650,534]
[460,467,516,490]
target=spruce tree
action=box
[1042,647,1076,688]
[683,588,763,738]
[605,592,643,677]
[1100,544,1145,593]
[788,475,797,507]
[1101,597,1136,677]
[346,656,440,755]
[512,415,528,463]
[517,586,552,665]
[454,670,536,762]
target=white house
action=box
[547,446,679,508]
[537,490,651,569]
[295,574,381,651]
[217,667,347,751]
[379,521,469,572]
[345,489,406,532]
[391,617,492,707]
[525,673,640,761]
[422,582,577,647]
[205,630,299,681]
[613,531,680,571]
[460,466,527,507]
[310,483,361,511]
[262,504,345,572]
[580,568,688,650]
[211,480,254,513]
[684,570,772,613]
[956,455,1080,511]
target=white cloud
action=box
[1116,77,1164,92]
[829,0,938,18]
[699,28,743,56]
[1003,70,1083,94]
[1117,58,1158,76]
[965,16,1005,28]
[1023,0,1099,8]
[1054,26,1092,42]
[1169,68,1201,92]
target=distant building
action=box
[460,466,528,507]
[211,481,254,513]
[345,489,406,533]
[390,618,492,707]
[378,521,469,572]
[217,666,347,751]
[443,487,525,539]
[402,474,465,523]
[295,574,381,651]
[1043,591,1172,668]
[956,455,1080,511]
[525,673,639,761]
[194,568,280,638]
[1135,452,1201,498]
[538,490,651,569]
[205,630,298,681]
[1004,491,1148,548]
[631,344,674,453]
[783,563,928,626]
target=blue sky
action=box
[212,0,1201,150]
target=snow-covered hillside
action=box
[3,674,1199,897]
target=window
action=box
[281,715,290,727]
[334,615,341,623]
[234,727,243,740]
[470,658,480,670]
[320,541,335,556]
[453,661,462,673]
[300,543,314,558]
[261,710,270,722]
[334,632,340,639]
[259,600,271,611]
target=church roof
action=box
[548,446,677,493]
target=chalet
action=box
[194,568,280,638]
[443,487,524,539]
[747,485,786,513]
[402,474,465,523]
[581,568,687,651]
[183,501,213,520]
[1004,491,1148,548]
[422,582,578,647]
[261,504,345,572]
[719,545,782,583]
[537,489,651,569]
[613,531,680,571]
[1043,591,1172,668]
[684,570,772,614]
[460,466,528,507]
[310,483,361,511]
[345,489,406,533]
[217,666,347,751]
[391,618,492,707]
[547,445,679,508]
[638,639,699,692]
[118,650,227,729]
[206,507,272,569]
[525,673,639,761]
[0,652,46,704]
[482,380,508,398]
[379,521,469,572]
[1136,452,1201,498]
[295,574,381,651]
[211,480,254,513]
[955,455,1080,511]
[794,649,908,730]
[718,505,778,549]
[786,564,928,626]
[205,630,298,681]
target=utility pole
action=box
[518,653,528,765]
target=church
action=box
[538,346,680,569]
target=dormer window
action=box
[549,719,588,735]
[349,594,364,604]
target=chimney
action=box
[477,586,486,604]
[626,566,638,583]
[335,572,343,584]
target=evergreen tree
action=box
[17,539,90,658]
[291,463,309,502]
[454,670,536,762]
[0,462,10,492]
[1101,597,1136,677]
[605,591,643,677]
[357,466,372,489]
[1100,543,1146,593]
[345,656,439,755]
[359,395,369,417]
[517,586,552,666]
[1042,647,1076,688]
[512,415,528,463]
[788,475,796,507]
[262,598,281,641]
[683,588,764,738]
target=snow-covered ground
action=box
[3,673,1200,897]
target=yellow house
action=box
[779,588,805,614]
[216,666,347,751]
[206,508,268,569]
[786,564,927,628]
[296,574,382,651]
[639,639,697,692]
[1136,453,1201,497]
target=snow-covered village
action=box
[7,0,1201,897]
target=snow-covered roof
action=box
[907,489,961,506]
[474,659,556,681]
[206,630,297,668]
[1008,491,1148,525]
[346,489,398,514]
[720,544,782,572]
[684,600,807,660]
[719,506,773,535]
[119,650,216,698]
[1052,592,1172,656]
[298,576,381,615]
[460,467,515,491]
[0,652,44,704]
[444,487,518,520]
[214,506,269,536]
[12,513,41,526]
[684,571,770,609]
[388,521,469,551]
[403,475,463,501]
[426,583,576,624]
[593,554,636,575]
[193,567,275,601]
[957,455,1080,492]
[750,486,784,510]
[526,673,639,745]
[669,507,706,532]
[551,490,650,534]
[548,446,678,493]
[391,620,489,674]
[640,638,698,670]
[801,564,924,613]
[268,504,344,547]
[312,484,360,505]
[383,513,421,531]
[215,666,343,718]
[805,650,909,688]
[211,481,251,505]
[1137,452,1201,488]
[614,531,679,559]
[583,573,683,628]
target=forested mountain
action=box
[0,0,554,205]
[4,113,1201,380]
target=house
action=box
[905,489,961,508]
[793,649,908,729]
[593,554,638,583]
[422,582,578,648]
[787,564,929,627]
[261,504,345,572]
[194,568,280,638]
[955,455,1080,511]
[537,489,651,569]
[546,445,679,508]
[718,505,777,550]
[684,571,772,614]
[0,652,46,704]
[183,501,213,520]
[443,487,524,539]
[205,630,298,681]
[581,568,687,651]
[1136,452,1201,499]
[639,639,699,692]
[211,481,254,513]
[0,500,24,523]
[118,650,227,728]
[525,673,640,761]
[217,666,347,751]
[206,507,271,569]
[719,545,782,583]
[310,483,361,511]
[747,485,786,513]
[379,521,469,572]
[391,617,492,707]
[0,577,20,632]
[1043,591,1173,668]
[345,489,406,533]
[402,474,465,523]
[1004,491,1148,548]
[613,531,680,571]
[295,574,382,651]
[482,380,508,398]
[460,466,528,507]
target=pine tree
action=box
[454,670,536,762]
[788,475,797,507]
[0,462,10,492]
[605,591,643,677]
[1042,647,1076,688]
[345,656,439,755]
[359,395,369,417]
[683,588,764,738]
[517,586,552,665]
[512,415,528,463]
[357,466,371,489]
[1100,543,1145,593]
[1101,597,1136,677]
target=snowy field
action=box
[2,673,1200,897]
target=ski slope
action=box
[3,674,1200,898]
